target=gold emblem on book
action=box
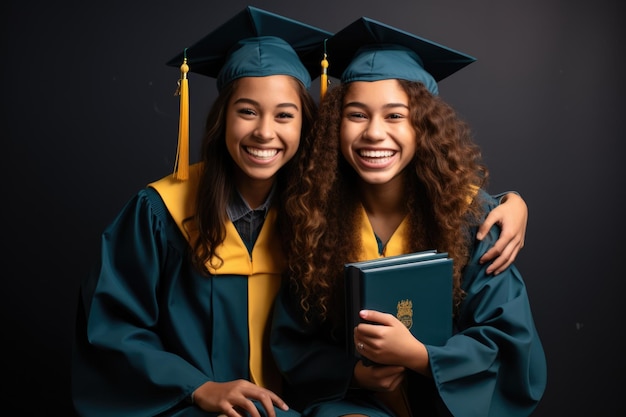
[397,299,413,330]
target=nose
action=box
[363,116,385,141]
[253,116,275,142]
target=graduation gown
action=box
[71,164,298,417]
[270,190,547,417]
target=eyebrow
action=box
[343,101,409,110]
[233,97,300,111]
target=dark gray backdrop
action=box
[3,0,624,415]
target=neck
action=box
[359,174,406,215]
[234,172,274,209]
[359,174,408,244]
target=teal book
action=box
[344,250,453,362]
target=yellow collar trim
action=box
[358,205,409,260]
[148,163,284,275]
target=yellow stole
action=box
[149,163,285,393]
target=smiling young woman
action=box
[270,16,545,417]
[70,7,330,417]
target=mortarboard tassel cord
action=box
[320,39,329,101]
[174,50,189,181]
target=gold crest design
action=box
[397,299,413,330]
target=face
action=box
[225,75,302,185]
[340,80,417,186]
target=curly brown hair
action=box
[185,77,318,273]
[279,80,489,330]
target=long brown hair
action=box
[186,77,318,273]
[281,81,488,330]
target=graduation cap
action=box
[166,6,332,180]
[322,17,476,97]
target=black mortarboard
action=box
[324,17,476,95]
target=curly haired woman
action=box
[271,17,546,417]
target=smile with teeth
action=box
[358,149,396,163]
[245,146,279,159]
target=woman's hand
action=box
[352,360,405,391]
[191,380,289,417]
[353,310,430,377]
[477,192,528,275]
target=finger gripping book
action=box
[344,250,453,362]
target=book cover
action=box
[345,251,453,361]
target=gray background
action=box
[3,0,624,415]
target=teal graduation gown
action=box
[71,165,297,417]
[270,190,547,417]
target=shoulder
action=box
[464,189,500,263]
[475,188,499,213]
[148,163,202,207]
[147,163,203,227]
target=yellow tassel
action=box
[320,39,329,101]
[174,53,189,181]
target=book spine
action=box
[344,265,361,357]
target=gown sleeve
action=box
[71,188,210,417]
[425,190,547,417]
